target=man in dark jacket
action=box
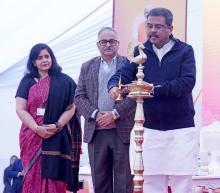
[108,7,198,193]
[3,155,18,193]
[7,158,23,193]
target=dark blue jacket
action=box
[3,165,12,193]
[7,159,23,193]
[108,38,196,130]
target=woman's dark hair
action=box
[26,43,62,77]
[147,7,173,27]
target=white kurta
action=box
[130,127,199,175]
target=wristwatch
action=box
[55,121,62,132]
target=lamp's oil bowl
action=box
[128,91,153,98]
[125,81,153,92]
[123,81,154,98]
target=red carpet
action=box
[67,190,88,193]
[67,187,171,192]
[68,188,170,193]
[78,190,89,193]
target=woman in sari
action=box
[15,43,81,193]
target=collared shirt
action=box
[100,56,117,73]
[98,56,116,112]
[153,39,175,62]
[91,56,118,120]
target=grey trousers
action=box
[88,129,132,193]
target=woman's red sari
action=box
[19,76,66,193]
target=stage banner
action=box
[113,0,187,55]
[203,1,220,125]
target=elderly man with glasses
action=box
[74,27,136,193]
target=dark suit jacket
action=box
[75,55,136,143]
[7,159,23,193]
[3,166,12,193]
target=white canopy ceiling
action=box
[0,0,112,87]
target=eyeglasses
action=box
[146,23,167,30]
[98,39,118,46]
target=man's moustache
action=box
[149,34,159,38]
